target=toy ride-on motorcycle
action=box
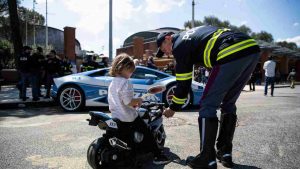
[87,85,167,168]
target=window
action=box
[88,69,110,77]
[131,68,168,80]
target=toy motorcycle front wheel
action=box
[156,125,166,149]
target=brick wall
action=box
[64,27,76,61]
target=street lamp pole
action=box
[192,0,195,80]
[192,0,195,28]
[46,0,48,51]
[109,0,113,62]
[25,11,28,45]
[33,0,36,46]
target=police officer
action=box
[44,50,61,98]
[159,26,260,169]
[61,56,73,76]
[18,46,36,101]
[81,55,99,72]
[164,62,175,76]
[31,47,45,97]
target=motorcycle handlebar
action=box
[141,102,165,109]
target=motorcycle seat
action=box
[89,111,111,122]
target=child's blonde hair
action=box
[109,53,135,77]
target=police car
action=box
[51,66,204,112]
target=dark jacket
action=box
[62,60,73,75]
[81,61,99,72]
[30,53,45,73]
[18,52,31,73]
[45,57,62,75]
[170,26,260,111]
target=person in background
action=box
[287,68,296,89]
[18,46,35,101]
[0,54,3,91]
[61,56,73,76]
[29,47,44,101]
[164,62,175,76]
[147,55,157,70]
[248,66,260,91]
[44,50,61,98]
[102,57,109,67]
[204,68,210,84]
[263,56,276,96]
[31,47,45,97]
[255,64,262,85]
[81,55,99,71]
[133,59,140,66]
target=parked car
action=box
[51,66,204,112]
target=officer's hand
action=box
[163,108,175,118]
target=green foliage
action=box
[0,1,45,42]
[18,6,45,25]
[276,41,298,50]
[184,16,253,36]
[184,16,275,41]
[0,39,12,49]
[184,20,203,28]
[251,31,274,43]
[0,39,14,68]
[0,0,20,13]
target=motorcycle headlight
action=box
[134,132,144,143]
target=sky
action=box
[21,0,300,56]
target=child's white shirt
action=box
[108,77,138,122]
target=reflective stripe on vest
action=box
[203,28,230,68]
[176,72,193,81]
[217,39,258,61]
[172,96,187,104]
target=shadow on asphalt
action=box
[271,95,297,98]
[0,106,110,120]
[233,163,261,169]
[143,147,186,169]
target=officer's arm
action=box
[169,59,193,111]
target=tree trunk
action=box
[8,0,23,69]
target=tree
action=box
[251,31,274,43]
[183,16,253,36]
[0,40,13,68]
[203,16,222,26]
[184,20,203,29]
[276,41,298,50]
[8,0,22,66]
[238,25,252,35]
[0,0,8,13]
[1,1,44,42]
[18,6,45,25]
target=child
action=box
[108,53,170,165]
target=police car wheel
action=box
[164,84,192,109]
[58,85,85,112]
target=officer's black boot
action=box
[187,117,218,169]
[216,112,237,168]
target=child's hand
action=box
[129,98,143,108]
[135,98,143,107]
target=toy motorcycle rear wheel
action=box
[87,138,108,169]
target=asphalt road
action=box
[0,86,299,169]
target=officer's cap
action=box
[156,32,174,58]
